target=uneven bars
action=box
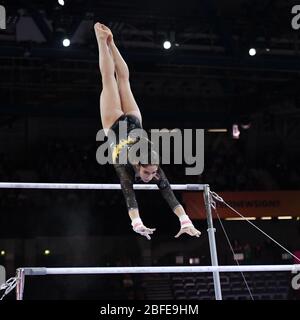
[0,182,205,191]
[15,265,299,300]
[20,265,300,275]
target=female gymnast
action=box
[94,22,201,240]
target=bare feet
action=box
[94,22,113,45]
[101,24,113,45]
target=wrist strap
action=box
[179,214,193,228]
[131,217,143,229]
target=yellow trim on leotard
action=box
[112,136,137,163]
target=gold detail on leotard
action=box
[112,136,137,163]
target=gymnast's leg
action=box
[101,24,142,125]
[94,23,124,134]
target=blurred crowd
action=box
[0,136,299,191]
[200,136,300,191]
[0,136,299,226]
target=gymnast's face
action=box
[139,165,158,183]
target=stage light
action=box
[62,38,70,47]
[232,124,240,139]
[163,40,171,50]
[241,123,251,130]
[249,48,256,56]
[208,129,228,133]
[225,217,256,221]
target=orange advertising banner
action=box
[183,191,300,219]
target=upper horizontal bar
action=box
[0,183,205,191]
[20,265,300,276]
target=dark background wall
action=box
[0,0,300,299]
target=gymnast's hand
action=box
[175,214,201,238]
[134,225,156,240]
[175,225,201,238]
[131,217,156,240]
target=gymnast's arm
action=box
[113,164,156,239]
[156,167,201,238]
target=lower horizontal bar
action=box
[21,265,300,276]
[0,183,205,191]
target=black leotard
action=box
[109,114,180,211]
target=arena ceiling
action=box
[0,0,299,126]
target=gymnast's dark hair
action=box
[128,137,160,167]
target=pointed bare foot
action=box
[100,24,113,45]
[94,22,110,44]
